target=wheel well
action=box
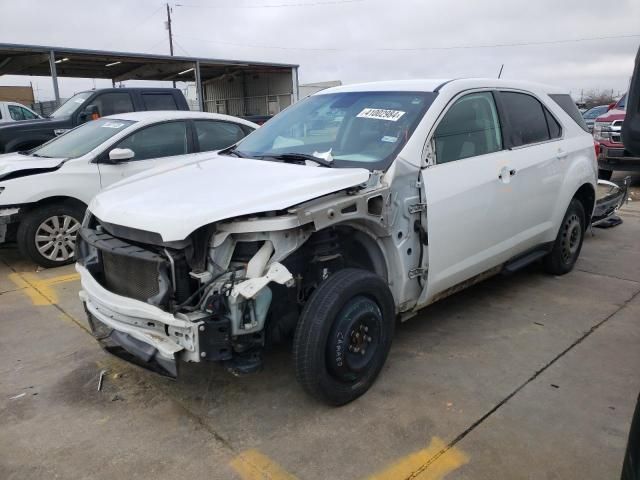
[573,183,595,222]
[333,226,388,281]
[26,196,87,214]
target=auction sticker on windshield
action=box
[357,108,406,121]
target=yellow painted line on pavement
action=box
[229,437,468,480]
[230,449,298,480]
[8,272,80,305]
[370,437,468,480]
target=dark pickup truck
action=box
[0,87,190,153]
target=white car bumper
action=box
[77,263,206,375]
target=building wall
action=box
[299,80,342,99]
[0,86,35,105]
[203,71,293,117]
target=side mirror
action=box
[108,148,135,162]
[80,104,100,123]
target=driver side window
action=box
[433,92,503,164]
[114,121,188,161]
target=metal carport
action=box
[0,43,299,113]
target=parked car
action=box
[0,111,257,267]
[0,87,190,154]
[0,101,42,124]
[76,78,597,405]
[593,94,635,180]
[582,105,608,132]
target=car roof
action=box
[318,78,567,96]
[105,110,259,128]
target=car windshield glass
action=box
[31,118,135,158]
[234,91,436,170]
[584,106,607,119]
[49,92,92,118]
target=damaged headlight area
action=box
[77,212,349,375]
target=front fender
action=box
[0,165,99,207]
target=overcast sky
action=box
[1,0,638,102]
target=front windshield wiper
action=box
[264,152,334,168]
[219,146,248,158]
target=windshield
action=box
[49,92,92,118]
[234,91,436,169]
[583,106,608,119]
[31,118,135,158]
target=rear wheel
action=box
[543,199,585,275]
[17,203,84,268]
[598,169,613,181]
[293,268,395,406]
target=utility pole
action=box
[166,3,176,87]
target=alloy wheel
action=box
[35,215,81,262]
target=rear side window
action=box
[549,94,589,132]
[195,120,249,152]
[499,92,551,147]
[142,93,178,111]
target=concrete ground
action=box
[1,175,639,480]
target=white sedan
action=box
[0,111,258,267]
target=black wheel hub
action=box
[560,213,582,264]
[326,296,382,382]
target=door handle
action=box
[557,149,568,159]
[498,168,517,180]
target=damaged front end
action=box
[76,197,369,377]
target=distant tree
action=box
[582,89,617,109]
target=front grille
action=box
[102,250,161,302]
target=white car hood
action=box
[90,154,371,242]
[0,152,66,180]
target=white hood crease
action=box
[0,152,66,179]
[90,154,371,242]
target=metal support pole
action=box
[292,66,300,103]
[194,61,203,111]
[48,50,60,106]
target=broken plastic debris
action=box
[9,392,26,400]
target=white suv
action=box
[77,78,597,405]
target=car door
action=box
[97,120,190,188]
[494,90,564,248]
[417,90,520,306]
[193,120,252,152]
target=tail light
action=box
[594,140,600,158]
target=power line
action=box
[175,32,640,53]
[175,0,363,8]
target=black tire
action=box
[17,202,85,268]
[293,268,395,406]
[598,169,613,181]
[543,199,586,275]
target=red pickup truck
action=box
[593,93,639,180]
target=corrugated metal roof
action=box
[0,42,297,82]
